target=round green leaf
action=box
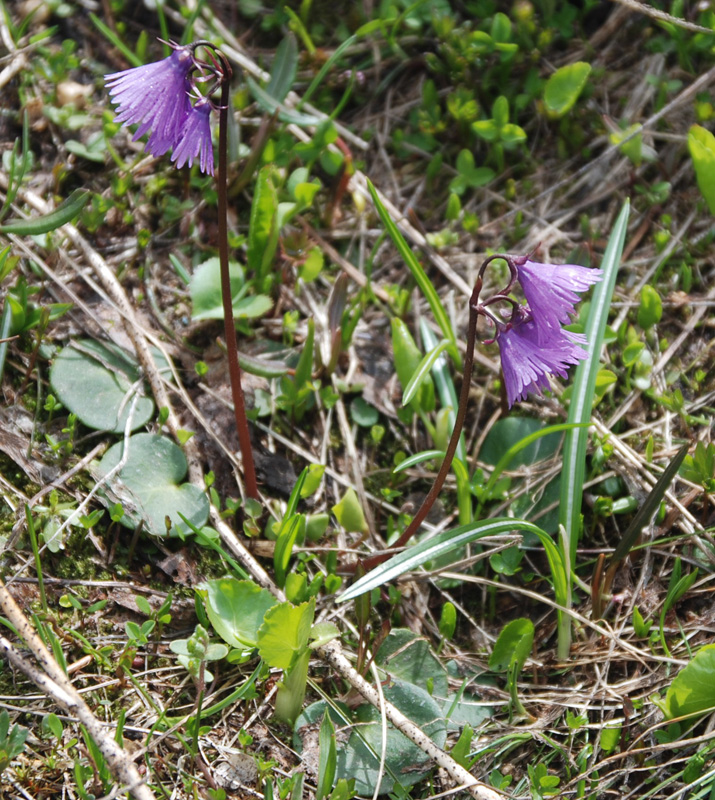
[376,628,449,700]
[637,284,663,329]
[350,396,379,427]
[488,618,534,673]
[544,62,591,118]
[665,644,715,720]
[95,434,209,536]
[189,257,272,321]
[50,340,154,433]
[199,578,277,649]
[295,680,447,795]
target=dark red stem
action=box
[361,279,483,571]
[216,61,259,500]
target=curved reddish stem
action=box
[216,60,259,500]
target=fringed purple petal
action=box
[105,46,193,151]
[170,99,214,175]
[496,317,588,407]
[517,259,603,344]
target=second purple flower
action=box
[476,253,602,406]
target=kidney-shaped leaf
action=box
[199,578,278,649]
[376,628,448,700]
[295,680,446,795]
[50,340,154,433]
[95,433,208,536]
[189,257,273,321]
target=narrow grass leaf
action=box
[90,14,142,66]
[367,179,460,366]
[265,34,298,102]
[559,201,630,560]
[420,319,466,465]
[483,423,588,499]
[338,518,566,603]
[609,443,688,565]
[246,77,323,125]
[557,199,629,657]
[0,300,13,384]
[393,450,444,473]
[316,711,337,800]
[402,339,449,406]
[300,20,383,107]
[0,190,90,235]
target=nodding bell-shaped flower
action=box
[492,306,590,407]
[514,257,603,345]
[106,44,193,154]
[105,42,215,175]
[170,96,215,176]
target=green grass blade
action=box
[559,200,630,558]
[0,300,13,384]
[265,34,299,103]
[393,450,445,473]
[557,199,630,658]
[402,339,449,406]
[483,423,589,501]
[609,443,688,565]
[90,13,142,67]
[420,319,466,465]
[0,190,90,235]
[366,179,460,366]
[299,20,382,107]
[338,517,566,603]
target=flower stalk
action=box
[214,52,259,500]
[363,253,601,569]
[106,42,259,499]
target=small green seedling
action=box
[488,618,534,720]
[0,711,28,772]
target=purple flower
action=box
[516,259,602,344]
[106,44,195,162]
[170,97,214,176]
[494,310,589,406]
